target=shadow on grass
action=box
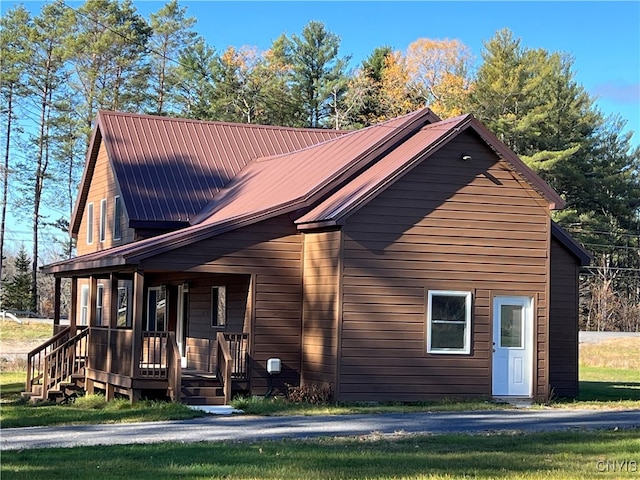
[578,381,640,401]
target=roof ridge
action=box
[97,110,348,134]
[254,108,433,163]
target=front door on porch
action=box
[492,296,534,397]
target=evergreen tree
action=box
[173,37,219,120]
[66,0,151,143]
[21,1,72,313]
[1,247,33,312]
[283,21,350,127]
[0,6,32,287]
[148,0,197,115]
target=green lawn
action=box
[3,429,639,479]
[0,320,53,343]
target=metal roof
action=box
[70,111,346,234]
[48,107,571,274]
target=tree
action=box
[173,37,219,119]
[404,38,474,118]
[20,1,72,312]
[0,6,32,287]
[66,0,151,143]
[147,0,197,115]
[1,247,33,311]
[284,21,350,127]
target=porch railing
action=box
[225,333,249,379]
[26,327,71,396]
[42,328,89,399]
[139,331,169,378]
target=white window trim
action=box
[113,195,122,241]
[96,284,104,326]
[427,290,472,355]
[80,285,89,326]
[211,286,227,327]
[147,286,167,331]
[117,286,130,327]
[99,198,107,243]
[86,203,94,245]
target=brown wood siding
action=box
[301,230,341,392]
[183,275,250,372]
[76,142,134,255]
[141,215,303,395]
[76,278,112,327]
[549,238,580,397]
[339,131,551,402]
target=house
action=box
[27,108,590,405]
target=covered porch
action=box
[25,268,252,405]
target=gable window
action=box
[146,287,167,331]
[113,195,122,240]
[117,286,130,327]
[427,290,472,354]
[99,198,107,243]
[86,203,94,244]
[80,285,89,326]
[211,286,227,327]
[96,284,104,326]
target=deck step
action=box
[180,373,226,405]
[181,395,227,406]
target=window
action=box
[99,198,107,243]
[113,195,122,240]
[117,286,130,327]
[86,203,94,244]
[96,284,104,326]
[146,287,167,331]
[211,286,226,327]
[80,285,89,325]
[427,290,472,354]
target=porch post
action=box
[131,270,144,381]
[70,277,78,336]
[53,277,61,335]
[104,273,118,401]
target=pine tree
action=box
[148,0,197,115]
[1,247,33,312]
[284,21,350,128]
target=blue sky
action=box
[2,1,640,251]
[133,0,638,145]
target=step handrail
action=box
[167,332,181,402]
[41,327,90,400]
[26,327,71,394]
[216,332,233,404]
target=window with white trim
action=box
[80,285,89,325]
[99,198,107,242]
[146,287,167,331]
[116,285,130,327]
[96,284,104,326]
[113,195,122,240]
[86,203,94,244]
[427,290,472,354]
[211,286,226,327]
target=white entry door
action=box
[492,296,533,397]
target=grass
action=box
[550,338,640,409]
[1,335,637,427]
[0,319,53,343]
[2,429,639,479]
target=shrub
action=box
[286,383,331,404]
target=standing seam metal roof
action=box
[71,111,346,232]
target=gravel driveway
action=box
[2,409,639,451]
